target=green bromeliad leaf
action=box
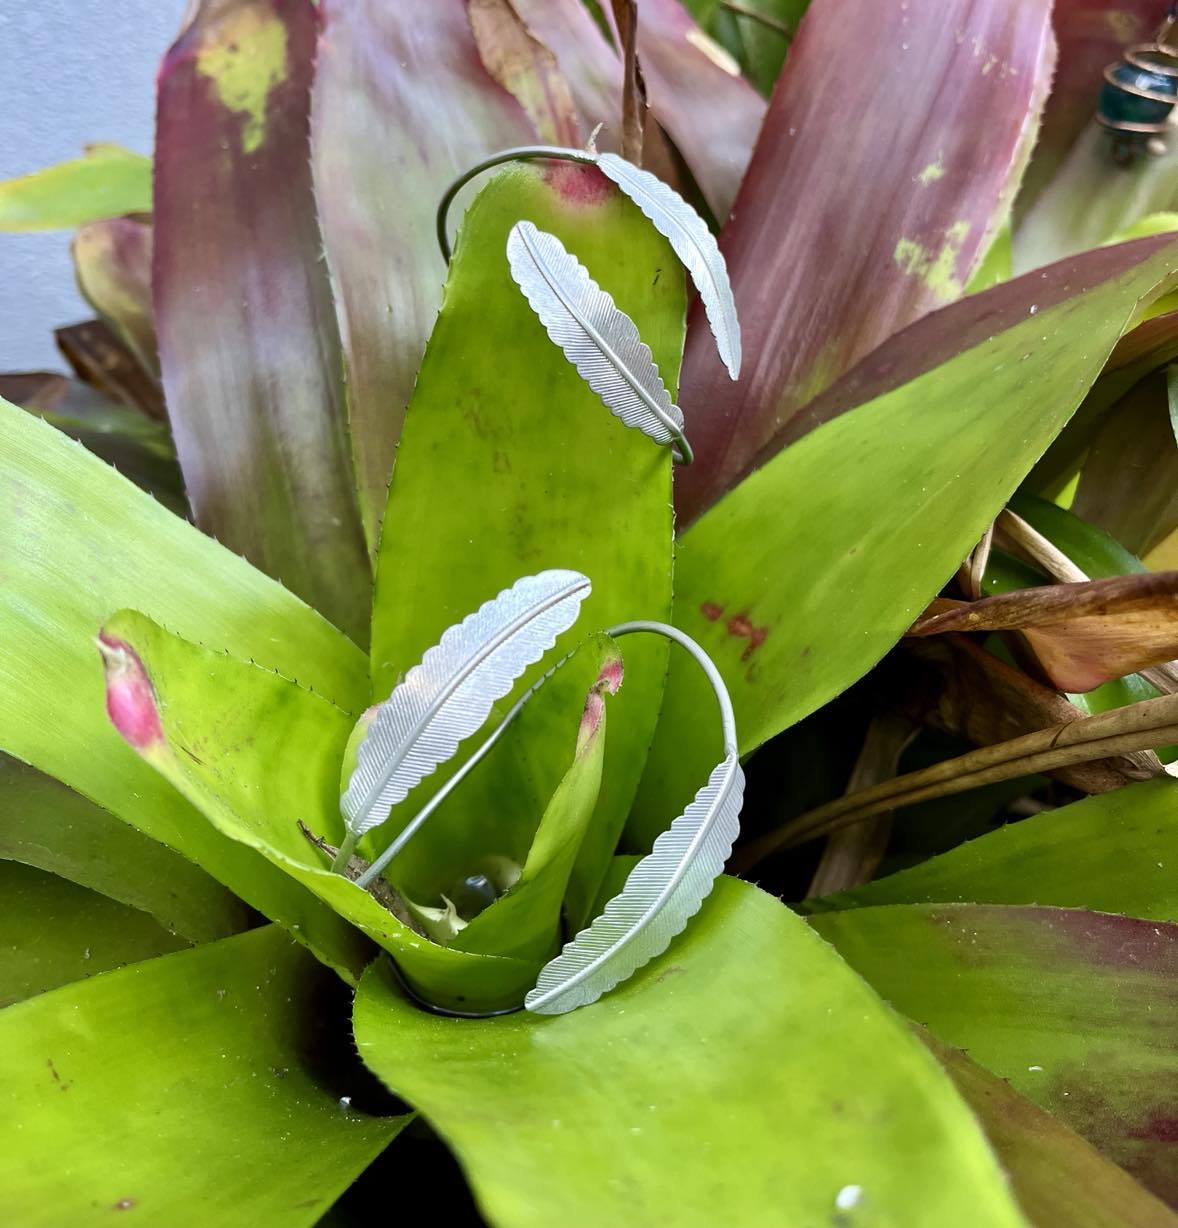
[632,237,1178,843]
[812,903,1178,1205]
[99,609,614,1012]
[0,398,369,979]
[372,162,682,926]
[354,875,1031,1228]
[804,776,1178,921]
[0,754,249,943]
[0,861,189,1007]
[0,926,406,1225]
[0,144,151,231]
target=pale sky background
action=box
[0,1,188,369]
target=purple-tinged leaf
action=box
[752,234,1178,491]
[509,0,763,218]
[631,235,1178,845]
[467,0,582,145]
[926,1030,1178,1228]
[71,216,158,382]
[674,0,1055,522]
[154,0,369,642]
[812,904,1178,1206]
[633,0,766,221]
[508,0,623,137]
[310,0,534,545]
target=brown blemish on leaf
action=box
[652,964,683,984]
[699,601,724,621]
[113,1198,137,1211]
[727,611,769,662]
[46,1057,71,1091]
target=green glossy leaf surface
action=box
[0,398,369,977]
[812,903,1178,1204]
[0,753,249,943]
[154,0,370,640]
[0,374,184,515]
[355,876,1030,1228]
[633,238,1178,841]
[0,861,189,1007]
[102,609,543,1012]
[0,926,405,1225]
[0,144,151,231]
[806,776,1178,921]
[373,164,681,921]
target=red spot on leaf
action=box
[543,160,612,206]
[1130,1114,1178,1143]
[700,602,725,621]
[726,612,770,662]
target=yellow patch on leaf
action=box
[195,4,288,154]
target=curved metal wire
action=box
[368,619,740,1018]
[438,147,695,466]
[436,145,597,262]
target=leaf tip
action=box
[577,648,625,754]
[96,631,164,752]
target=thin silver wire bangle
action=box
[436,145,597,262]
[356,620,736,892]
[367,619,740,1019]
[436,145,694,466]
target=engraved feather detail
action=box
[342,569,591,837]
[597,152,741,380]
[507,220,684,447]
[526,752,744,1014]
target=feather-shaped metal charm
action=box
[597,152,741,380]
[341,569,590,839]
[507,220,691,462]
[525,751,745,1015]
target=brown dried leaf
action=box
[466,0,581,146]
[886,635,1158,794]
[909,572,1178,692]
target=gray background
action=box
[0,1,187,370]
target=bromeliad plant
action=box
[5,0,1178,1224]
